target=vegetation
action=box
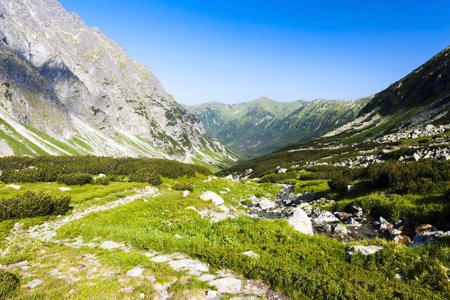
[57,187,448,299]
[57,173,94,186]
[0,269,19,299]
[0,192,70,221]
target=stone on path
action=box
[209,277,243,294]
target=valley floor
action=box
[0,175,449,299]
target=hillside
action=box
[0,0,237,168]
[222,46,450,177]
[186,97,367,157]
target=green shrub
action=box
[328,178,351,195]
[129,173,162,186]
[0,270,19,299]
[94,176,110,185]
[172,181,194,191]
[0,192,71,221]
[57,173,93,186]
[259,172,296,183]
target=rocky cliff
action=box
[0,0,237,167]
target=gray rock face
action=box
[0,0,236,164]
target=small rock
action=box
[278,168,288,174]
[242,251,259,259]
[209,277,243,294]
[5,184,21,190]
[198,274,216,282]
[119,287,135,293]
[58,187,71,192]
[334,224,348,235]
[347,245,383,256]
[200,191,225,206]
[334,211,351,221]
[126,266,144,278]
[313,211,340,224]
[182,190,190,197]
[174,234,182,239]
[415,224,437,234]
[100,241,122,250]
[379,217,394,231]
[27,279,43,289]
[257,198,276,210]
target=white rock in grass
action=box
[100,241,122,250]
[200,191,224,206]
[168,259,209,276]
[242,251,259,259]
[198,274,216,282]
[126,266,144,277]
[278,168,288,174]
[209,277,243,294]
[347,245,383,256]
[59,187,71,192]
[257,198,276,210]
[182,190,190,197]
[5,184,21,190]
[26,279,43,289]
[288,208,313,235]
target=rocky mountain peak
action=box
[0,0,237,166]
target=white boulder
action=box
[288,208,314,235]
[200,191,225,206]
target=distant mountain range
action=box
[186,97,368,157]
[223,46,450,176]
[0,0,238,168]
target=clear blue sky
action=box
[60,0,450,105]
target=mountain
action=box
[186,97,367,157]
[223,46,450,176]
[0,0,237,168]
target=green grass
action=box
[334,192,449,225]
[294,179,329,194]
[56,184,448,299]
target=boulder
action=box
[347,245,383,256]
[313,211,340,224]
[334,211,351,221]
[200,191,225,206]
[334,224,348,235]
[209,278,243,294]
[379,217,394,231]
[257,198,276,210]
[287,208,314,235]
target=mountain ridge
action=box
[0,0,238,167]
[186,97,368,157]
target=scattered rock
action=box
[344,217,362,228]
[174,234,182,240]
[257,198,276,210]
[182,190,190,197]
[379,217,394,231]
[334,224,348,235]
[209,277,243,294]
[119,287,135,293]
[287,208,314,235]
[167,259,209,276]
[278,168,288,174]
[27,279,43,289]
[4,184,21,190]
[347,245,383,256]
[100,241,122,250]
[198,274,216,282]
[126,266,144,278]
[334,211,351,221]
[58,187,71,192]
[241,251,259,259]
[200,191,225,206]
[313,211,340,224]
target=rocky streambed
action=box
[244,185,449,248]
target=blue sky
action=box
[61,0,450,105]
